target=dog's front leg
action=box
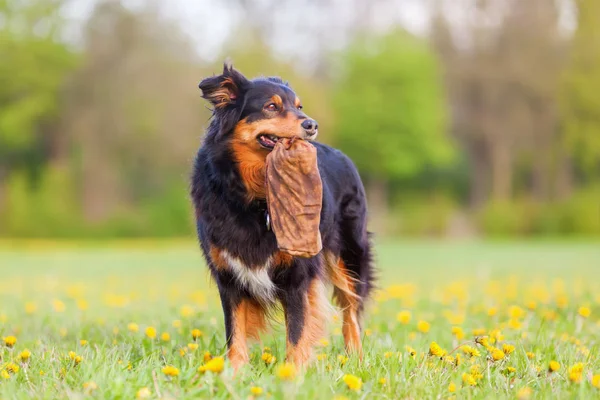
[281,278,328,366]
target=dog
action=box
[191,63,374,370]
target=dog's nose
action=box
[301,119,318,134]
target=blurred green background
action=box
[1,0,599,239]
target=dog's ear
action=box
[199,63,250,108]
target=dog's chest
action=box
[221,250,276,302]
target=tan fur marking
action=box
[286,280,328,366]
[325,253,363,358]
[273,251,294,267]
[324,252,360,305]
[209,246,228,270]
[229,299,268,370]
[230,139,267,200]
[270,95,283,109]
[294,97,302,108]
[230,115,305,201]
[212,76,238,108]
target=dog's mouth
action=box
[257,134,280,149]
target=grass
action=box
[0,240,599,399]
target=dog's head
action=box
[199,63,318,200]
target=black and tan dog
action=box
[191,64,374,370]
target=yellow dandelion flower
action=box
[469,365,483,380]
[508,318,522,329]
[203,351,212,362]
[592,374,600,389]
[180,304,195,318]
[526,352,535,359]
[80,339,88,346]
[578,306,591,318]
[448,382,456,392]
[429,341,446,357]
[526,301,537,311]
[250,386,263,395]
[25,302,37,314]
[83,382,98,391]
[18,349,31,361]
[384,351,394,359]
[568,363,584,383]
[261,352,276,364]
[408,331,417,341]
[160,332,170,342]
[475,336,490,348]
[319,338,329,346]
[508,305,525,319]
[405,346,417,358]
[68,351,83,365]
[543,310,558,321]
[187,343,198,351]
[1,370,10,380]
[379,378,387,385]
[199,356,224,373]
[5,363,19,374]
[317,353,327,361]
[451,326,465,339]
[502,343,515,355]
[191,329,203,340]
[454,353,464,366]
[145,326,157,339]
[333,327,342,336]
[397,310,412,325]
[113,327,119,335]
[343,374,362,391]
[3,336,17,348]
[517,387,532,400]
[417,320,430,333]
[338,354,349,365]
[444,355,455,365]
[503,366,516,375]
[490,329,504,342]
[162,365,179,377]
[172,320,182,328]
[137,387,152,399]
[76,299,88,311]
[277,362,296,381]
[491,348,505,361]
[179,348,187,357]
[365,328,372,336]
[487,307,498,316]
[461,345,481,358]
[128,322,139,332]
[53,299,66,313]
[462,373,477,386]
[549,360,560,372]
[472,328,486,336]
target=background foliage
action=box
[0,0,599,238]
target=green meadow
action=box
[0,240,599,399]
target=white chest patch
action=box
[221,250,276,302]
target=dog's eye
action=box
[265,103,278,112]
[297,105,303,110]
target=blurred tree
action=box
[332,30,454,230]
[0,0,75,208]
[64,0,204,222]
[561,0,600,186]
[432,0,563,205]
